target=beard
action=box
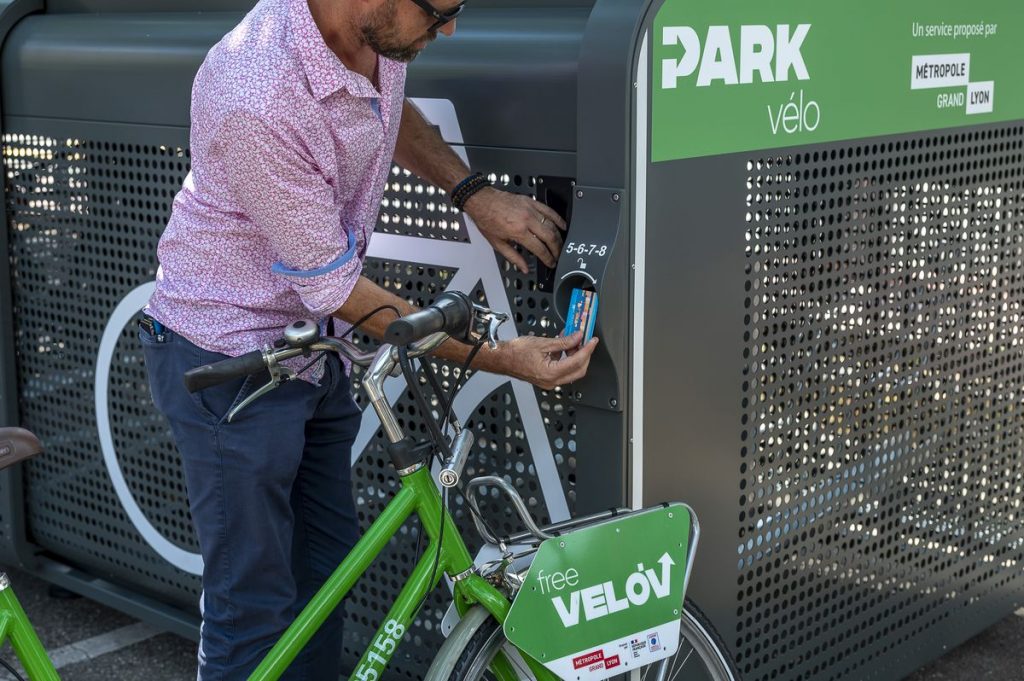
[361,2,436,63]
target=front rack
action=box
[465,475,698,551]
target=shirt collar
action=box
[288,0,380,101]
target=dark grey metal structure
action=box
[0,0,602,675]
[1,0,1022,680]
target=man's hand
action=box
[490,332,598,391]
[463,187,567,274]
[390,101,566,273]
[334,278,599,391]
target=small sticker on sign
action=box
[911,53,971,89]
[966,81,994,114]
[573,650,604,670]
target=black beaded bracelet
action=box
[450,172,492,211]
[451,173,489,209]
[451,172,485,200]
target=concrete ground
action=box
[0,566,1019,680]
[0,567,194,681]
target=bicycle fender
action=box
[423,605,493,681]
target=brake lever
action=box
[468,306,508,349]
[225,346,296,423]
[486,316,503,350]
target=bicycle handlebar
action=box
[183,295,502,397]
[183,350,267,393]
[384,291,473,346]
[176,295,534,548]
[182,336,373,395]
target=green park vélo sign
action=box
[651,1,1024,162]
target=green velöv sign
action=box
[504,505,694,680]
[652,0,1024,162]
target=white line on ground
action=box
[50,621,161,669]
[0,622,160,679]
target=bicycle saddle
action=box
[0,428,43,470]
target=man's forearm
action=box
[393,99,471,193]
[332,276,504,372]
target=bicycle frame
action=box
[249,323,555,680]
[248,463,557,681]
[0,574,60,681]
[0,464,551,681]
[0,320,557,680]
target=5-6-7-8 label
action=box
[565,242,608,257]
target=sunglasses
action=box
[406,0,465,31]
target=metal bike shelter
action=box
[0,1,1023,679]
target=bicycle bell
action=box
[283,319,321,348]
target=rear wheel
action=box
[426,600,740,681]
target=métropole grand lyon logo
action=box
[659,23,819,136]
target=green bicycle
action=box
[0,293,740,681]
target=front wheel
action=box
[426,600,740,681]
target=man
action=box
[140,0,598,678]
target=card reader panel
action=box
[551,185,627,411]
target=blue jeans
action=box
[141,323,360,681]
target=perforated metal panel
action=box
[738,124,1024,680]
[4,132,199,598]
[3,130,576,676]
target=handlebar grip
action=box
[386,308,445,346]
[385,292,472,345]
[183,350,267,393]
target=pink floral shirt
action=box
[146,0,406,379]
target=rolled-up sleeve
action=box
[212,110,361,317]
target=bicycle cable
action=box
[419,358,453,429]
[291,350,327,379]
[418,341,502,545]
[443,341,502,544]
[339,305,403,342]
[411,483,448,623]
[404,335,551,623]
[0,657,26,681]
[329,303,431,614]
[276,305,405,383]
[400,347,453,462]
[397,324,513,618]
[400,346,465,622]
[440,341,484,433]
